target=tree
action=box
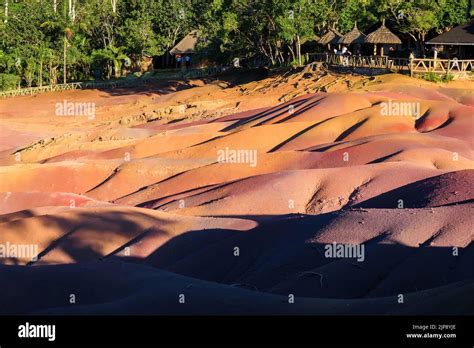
[92,45,129,79]
[380,0,469,54]
[436,0,469,32]
[37,44,54,87]
[111,0,118,14]
[3,0,7,23]
[276,0,319,66]
[0,0,471,89]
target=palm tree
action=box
[41,17,74,84]
[37,44,53,87]
[92,45,129,79]
[63,27,74,83]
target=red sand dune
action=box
[0,71,472,314]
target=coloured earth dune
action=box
[0,70,473,315]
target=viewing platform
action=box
[308,53,474,78]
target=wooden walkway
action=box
[309,53,474,77]
[308,53,408,71]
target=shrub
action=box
[422,72,442,83]
[442,74,454,82]
[0,73,20,91]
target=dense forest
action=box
[0,0,472,90]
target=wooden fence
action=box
[0,67,223,98]
[409,58,474,76]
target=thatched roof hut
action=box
[338,22,366,45]
[170,30,199,55]
[365,19,401,55]
[318,28,342,47]
[365,19,401,45]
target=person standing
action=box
[432,46,438,61]
[185,55,191,69]
[343,49,351,67]
[176,54,182,69]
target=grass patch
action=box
[422,72,455,83]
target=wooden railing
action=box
[308,53,474,77]
[410,58,474,76]
[389,58,410,71]
[308,53,404,70]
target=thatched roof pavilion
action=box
[318,28,342,48]
[365,19,401,55]
[338,22,366,45]
[427,19,474,46]
[170,30,199,55]
[426,19,474,58]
